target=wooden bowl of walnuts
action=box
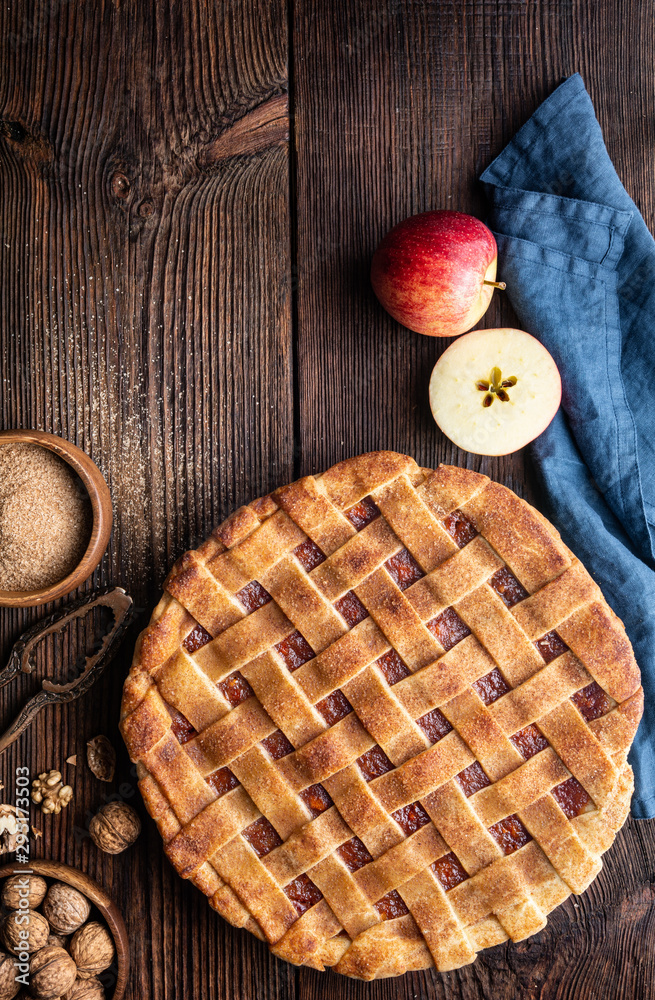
[0,860,128,1000]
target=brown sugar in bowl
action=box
[0,430,113,608]
[0,858,129,1000]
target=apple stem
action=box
[484,280,506,290]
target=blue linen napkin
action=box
[480,73,655,819]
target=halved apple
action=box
[429,328,561,456]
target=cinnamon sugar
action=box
[0,444,91,591]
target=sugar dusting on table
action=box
[0,444,92,591]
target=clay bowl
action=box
[0,858,129,999]
[0,429,113,608]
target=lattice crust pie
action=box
[120,452,642,980]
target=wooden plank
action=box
[0,1,292,998]
[293,2,655,999]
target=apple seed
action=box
[475,367,517,406]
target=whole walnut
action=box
[42,883,90,935]
[46,933,67,948]
[0,950,19,1000]
[89,801,140,854]
[1,875,47,911]
[1,909,49,955]
[69,922,114,978]
[29,945,77,999]
[62,976,105,999]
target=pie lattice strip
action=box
[121,453,643,979]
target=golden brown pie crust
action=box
[120,452,642,980]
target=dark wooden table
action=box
[1,2,654,997]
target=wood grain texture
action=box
[293,2,655,999]
[1,0,654,997]
[0,1,293,998]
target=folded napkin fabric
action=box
[480,73,655,818]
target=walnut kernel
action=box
[43,883,90,935]
[1,874,47,910]
[31,771,73,815]
[89,801,140,854]
[1,909,49,954]
[69,921,114,978]
[0,807,20,855]
[29,945,77,999]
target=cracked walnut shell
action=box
[0,807,20,855]
[31,772,73,816]
[89,801,140,854]
[69,921,114,978]
[1,909,49,955]
[29,945,77,999]
[1,874,47,911]
[42,883,90,935]
[86,735,116,783]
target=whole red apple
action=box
[370,210,504,337]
